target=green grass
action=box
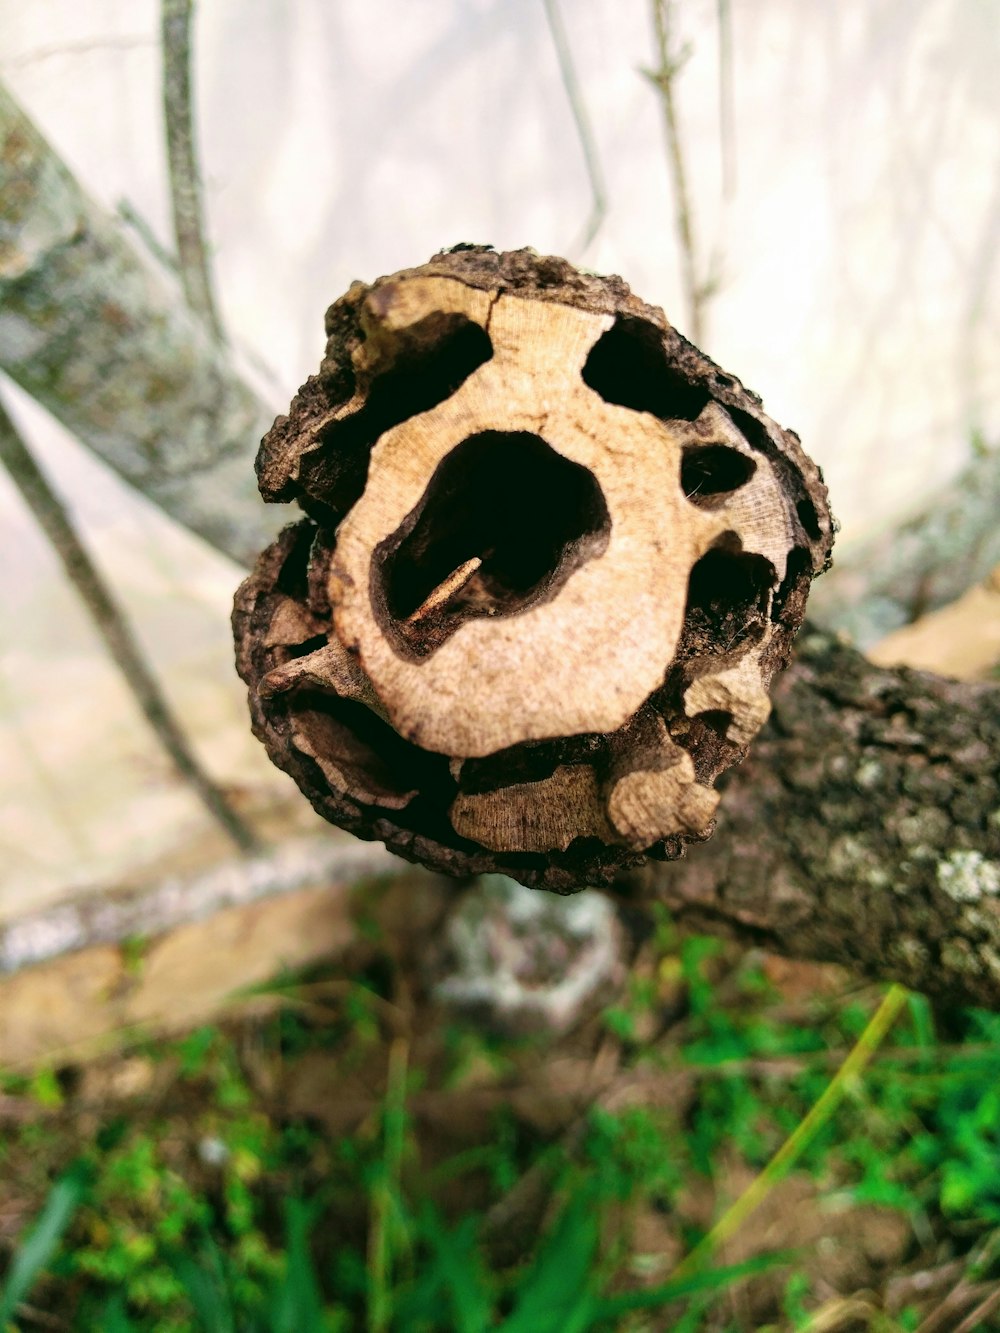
[3,922,1000,1330]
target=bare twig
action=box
[717,0,736,199]
[542,0,608,255]
[2,36,152,69]
[116,198,180,275]
[915,1281,999,1333]
[0,834,399,977]
[0,399,257,854]
[11,1305,69,1332]
[161,0,224,339]
[647,0,714,345]
[951,1284,1000,1333]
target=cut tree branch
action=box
[0,398,257,853]
[0,79,280,566]
[3,83,998,1008]
[633,627,1000,1009]
[161,0,224,339]
[2,75,991,633]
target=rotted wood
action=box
[234,247,834,891]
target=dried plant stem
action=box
[671,983,910,1282]
[542,0,608,254]
[161,0,223,339]
[649,0,713,345]
[0,400,257,854]
[950,1283,1000,1333]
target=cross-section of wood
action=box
[234,247,834,891]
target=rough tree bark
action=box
[635,628,1000,1008]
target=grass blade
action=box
[270,1199,326,1333]
[673,983,910,1281]
[0,1162,89,1325]
[501,1191,599,1332]
[594,1249,794,1319]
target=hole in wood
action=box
[582,315,709,421]
[292,691,453,808]
[683,539,777,656]
[373,431,611,660]
[275,521,316,599]
[681,443,757,505]
[796,496,822,540]
[301,316,493,519]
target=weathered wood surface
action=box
[236,248,834,889]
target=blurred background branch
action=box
[160,0,224,340]
[0,397,256,853]
[542,0,607,256]
[0,80,277,566]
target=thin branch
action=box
[161,0,224,339]
[648,0,713,345]
[0,398,257,854]
[542,0,608,255]
[2,36,152,69]
[717,0,736,199]
[0,834,398,977]
[951,1284,1000,1333]
[116,198,180,275]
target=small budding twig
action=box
[716,0,737,200]
[647,0,718,346]
[0,399,257,854]
[161,0,224,339]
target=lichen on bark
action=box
[642,629,1000,1006]
[0,79,280,566]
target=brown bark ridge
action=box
[638,628,1000,1008]
[234,247,834,890]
